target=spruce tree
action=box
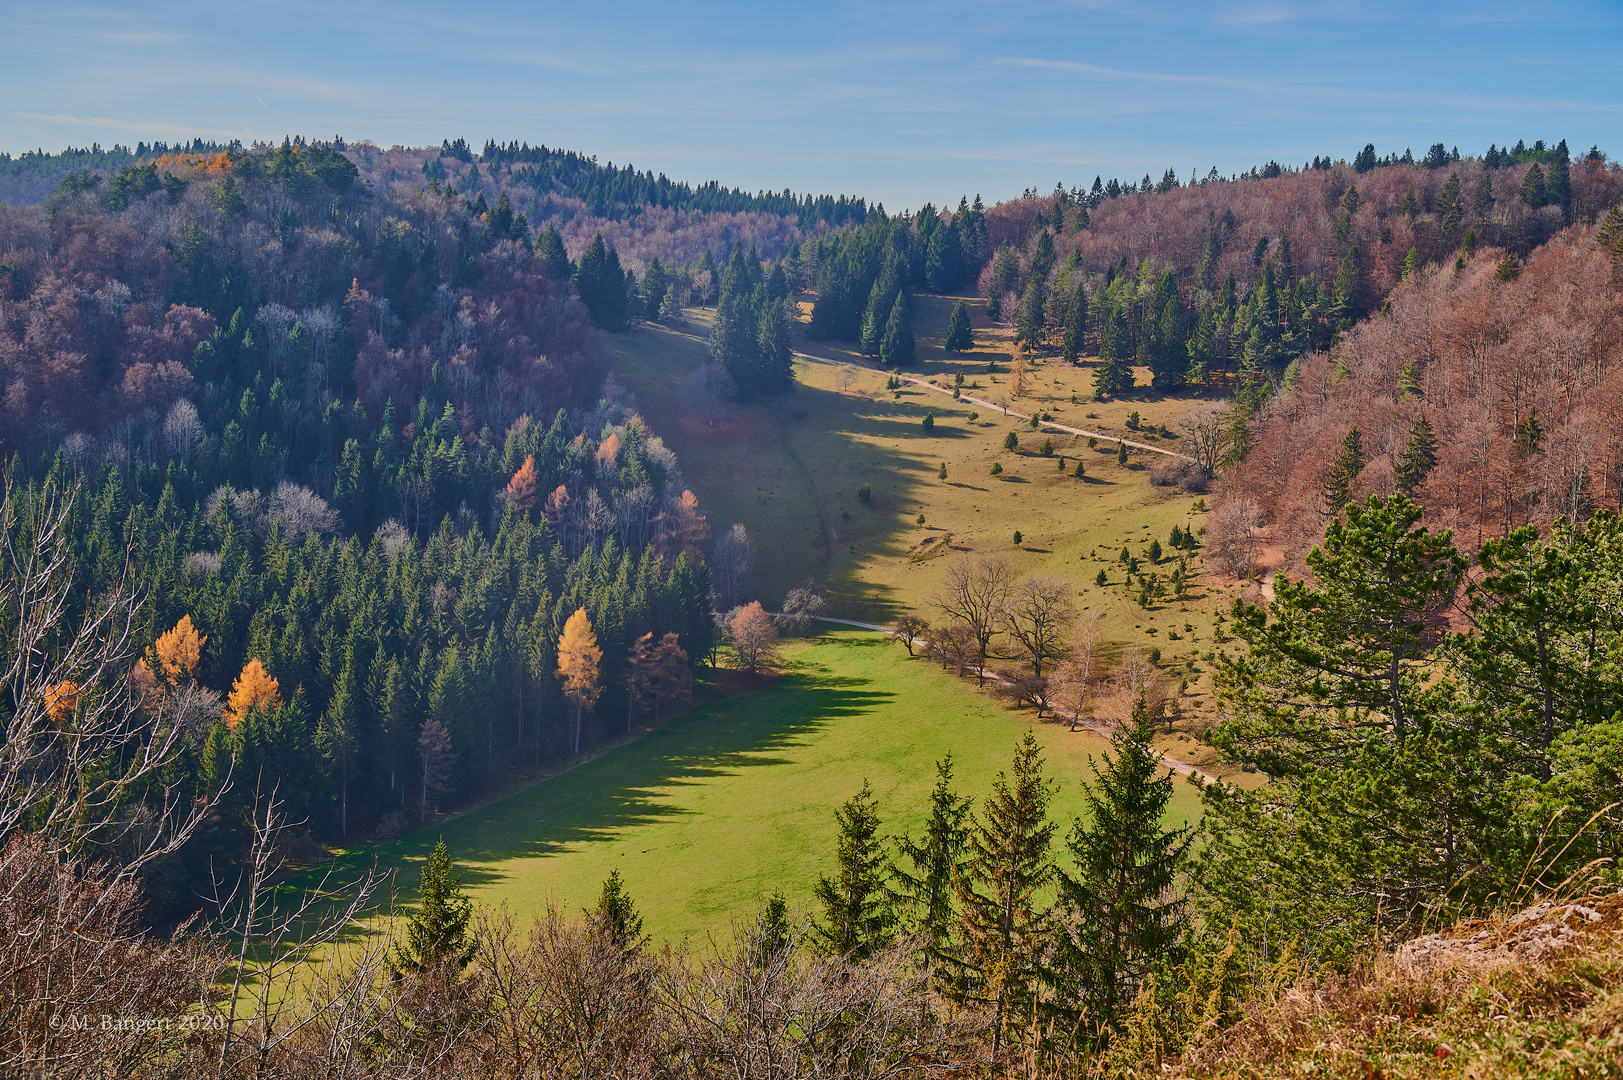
[1093,307,1129,399]
[944,300,974,352]
[1474,173,1494,218]
[535,224,571,280]
[814,780,892,958]
[880,293,915,367]
[1319,425,1364,517]
[1051,697,1192,1036]
[1395,413,1437,496]
[1061,280,1087,363]
[1437,172,1463,231]
[592,868,645,947]
[889,756,972,974]
[1519,162,1547,208]
[395,837,475,975]
[949,733,1056,1059]
[1016,277,1046,348]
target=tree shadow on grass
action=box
[297,661,894,929]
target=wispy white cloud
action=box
[993,57,1283,92]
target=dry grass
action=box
[1171,893,1623,1079]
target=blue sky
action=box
[3,0,1619,209]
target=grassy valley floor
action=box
[330,631,1203,944]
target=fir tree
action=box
[949,733,1056,1059]
[591,868,645,947]
[880,293,915,367]
[1051,697,1192,1036]
[1519,162,1547,208]
[1319,425,1364,517]
[1093,307,1130,399]
[1395,413,1437,496]
[1474,173,1494,218]
[944,300,974,352]
[814,780,893,958]
[1061,280,1088,363]
[1437,172,1463,231]
[1016,277,1046,348]
[395,838,475,975]
[889,756,972,975]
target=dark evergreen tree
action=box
[1061,280,1088,363]
[1319,425,1364,517]
[944,300,974,353]
[814,780,892,958]
[948,733,1055,1059]
[1519,162,1547,208]
[1437,172,1463,231]
[1395,413,1437,497]
[1051,697,1192,1036]
[889,756,971,974]
[591,868,645,946]
[394,838,475,974]
[880,293,915,367]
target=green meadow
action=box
[345,631,1203,944]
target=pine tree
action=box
[880,293,915,367]
[814,780,892,958]
[1331,247,1363,325]
[950,733,1056,1059]
[1496,252,1521,282]
[394,838,475,975]
[1051,698,1192,1036]
[1475,173,1494,218]
[889,756,971,974]
[1395,413,1437,496]
[944,300,973,352]
[1319,425,1364,516]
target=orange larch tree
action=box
[154,614,206,685]
[225,658,281,729]
[557,608,602,754]
[506,454,540,514]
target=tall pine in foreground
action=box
[395,838,475,975]
[814,780,893,958]
[949,733,1055,1061]
[889,756,972,975]
[1051,698,1192,1040]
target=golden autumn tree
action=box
[44,681,80,725]
[225,658,281,729]
[154,615,207,685]
[557,608,602,755]
[506,454,540,514]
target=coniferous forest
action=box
[3,128,1623,1077]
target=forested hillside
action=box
[0,137,718,920]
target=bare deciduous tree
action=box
[930,555,1016,684]
[1180,400,1231,479]
[1048,613,1103,731]
[1208,495,1263,579]
[711,523,756,610]
[685,362,737,428]
[1001,576,1074,677]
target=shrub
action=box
[1013,531,1023,545]
[1074,460,1085,478]
[922,412,935,433]
[1004,431,1019,451]
[1095,569,1108,586]
[916,513,926,526]
[1087,436,1098,449]
[937,462,947,480]
[1039,439,1054,457]
[1117,442,1128,464]
[858,484,872,504]
[1127,410,1140,429]
[1029,416,1040,429]
[990,462,1003,476]
[1148,647,1162,664]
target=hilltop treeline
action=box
[0,136,727,920]
[971,142,1623,408]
